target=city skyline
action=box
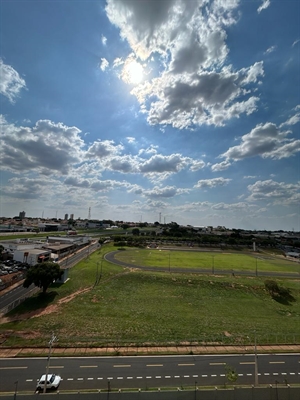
[0,0,299,231]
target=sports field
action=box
[113,248,300,274]
[0,245,299,348]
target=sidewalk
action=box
[1,344,300,358]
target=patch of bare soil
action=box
[0,287,92,324]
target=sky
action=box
[0,0,299,231]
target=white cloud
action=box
[0,116,84,175]
[106,0,264,129]
[264,45,276,54]
[139,154,189,174]
[86,140,123,159]
[0,59,26,102]
[292,39,300,47]
[143,185,186,199]
[194,177,231,189]
[100,58,109,71]
[211,160,231,172]
[101,35,107,46]
[190,160,206,172]
[257,0,271,14]
[247,179,300,204]
[221,122,300,161]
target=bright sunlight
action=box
[122,59,144,85]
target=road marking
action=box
[264,373,270,376]
[127,377,133,379]
[240,362,255,365]
[269,361,285,364]
[290,373,295,375]
[247,373,253,376]
[238,374,244,377]
[67,378,73,381]
[146,376,152,379]
[192,375,198,378]
[87,378,94,380]
[77,378,83,381]
[165,376,171,378]
[220,374,226,377]
[147,364,163,367]
[178,363,195,366]
[174,375,180,378]
[137,376,143,379]
[117,377,123,380]
[108,377,113,380]
[80,365,97,368]
[97,377,103,380]
[202,375,208,377]
[273,373,279,375]
[211,374,217,377]
[114,364,131,368]
[0,366,28,370]
[210,362,226,366]
[282,373,287,375]
[26,379,33,382]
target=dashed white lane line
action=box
[146,376,152,379]
[97,377,103,380]
[137,376,143,379]
[211,375,217,377]
[80,365,97,368]
[155,376,161,379]
[247,374,253,376]
[26,379,33,382]
[67,378,73,381]
[127,377,133,380]
[117,377,123,380]
[210,363,226,366]
[114,364,131,368]
[87,378,94,380]
[264,373,270,376]
[165,376,171,378]
[202,375,208,378]
[174,376,180,378]
[77,378,83,381]
[273,373,279,375]
[193,375,198,378]
[178,363,195,366]
[183,375,190,378]
[107,377,113,380]
[269,361,285,364]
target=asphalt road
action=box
[0,354,299,393]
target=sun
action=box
[122,59,144,85]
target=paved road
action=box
[0,354,299,393]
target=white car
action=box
[36,374,61,391]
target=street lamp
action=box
[44,332,57,393]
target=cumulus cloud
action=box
[194,177,231,189]
[0,116,84,175]
[211,160,232,172]
[1,177,58,199]
[257,0,271,14]
[100,58,109,71]
[221,122,300,161]
[139,154,189,174]
[143,185,187,199]
[0,59,26,102]
[86,140,123,159]
[105,0,263,129]
[247,179,300,204]
[101,35,107,46]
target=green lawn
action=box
[114,248,300,274]
[1,246,300,348]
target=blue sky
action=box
[0,0,299,231]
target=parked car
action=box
[36,374,61,391]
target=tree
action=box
[132,228,140,236]
[23,261,63,294]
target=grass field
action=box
[114,248,300,274]
[1,245,299,348]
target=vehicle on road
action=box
[36,374,61,391]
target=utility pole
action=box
[44,332,57,393]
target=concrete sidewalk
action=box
[1,344,300,358]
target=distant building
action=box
[64,213,68,220]
[70,213,74,220]
[19,211,26,219]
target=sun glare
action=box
[122,60,144,85]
